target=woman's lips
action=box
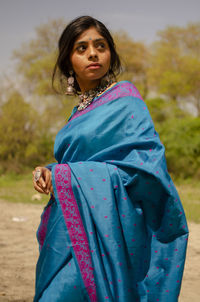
[86,63,101,69]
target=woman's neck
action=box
[77,78,101,93]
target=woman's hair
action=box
[52,15,121,93]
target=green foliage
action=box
[148,23,200,114]
[113,31,149,98]
[146,97,188,122]
[160,117,200,178]
[12,19,66,95]
[0,92,37,162]
[146,98,200,178]
[0,92,54,173]
[177,181,200,223]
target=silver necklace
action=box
[77,81,113,111]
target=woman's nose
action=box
[88,45,98,59]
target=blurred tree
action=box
[159,116,200,179]
[148,22,200,115]
[113,31,149,98]
[146,98,200,179]
[0,92,54,173]
[158,23,200,59]
[13,19,76,124]
[181,56,200,115]
[13,18,66,95]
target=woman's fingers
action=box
[37,177,46,190]
[32,167,53,195]
[47,172,52,190]
[33,167,47,194]
[39,169,51,194]
[34,184,46,194]
[44,169,52,192]
[32,174,47,194]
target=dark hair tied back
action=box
[52,15,121,93]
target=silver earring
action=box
[65,71,75,95]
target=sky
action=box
[0,0,200,74]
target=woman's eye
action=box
[77,45,86,52]
[97,43,105,49]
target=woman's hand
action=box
[32,166,54,195]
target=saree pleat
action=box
[34,81,188,302]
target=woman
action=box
[33,16,188,302]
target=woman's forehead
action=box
[75,27,104,43]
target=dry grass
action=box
[0,172,48,205]
[177,182,200,223]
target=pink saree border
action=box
[54,164,97,302]
[37,204,52,251]
[70,81,143,122]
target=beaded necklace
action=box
[77,80,113,111]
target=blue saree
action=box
[34,81,188,302]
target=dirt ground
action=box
[0,199,199,302]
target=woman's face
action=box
[70,27,111,92]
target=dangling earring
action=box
[65,71,75,95]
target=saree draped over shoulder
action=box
[34,81,188,302]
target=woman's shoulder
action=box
[105,80,143,101]
[92,80,144,112]
[104,81,151,117]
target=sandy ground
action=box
[0,199,199,302]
